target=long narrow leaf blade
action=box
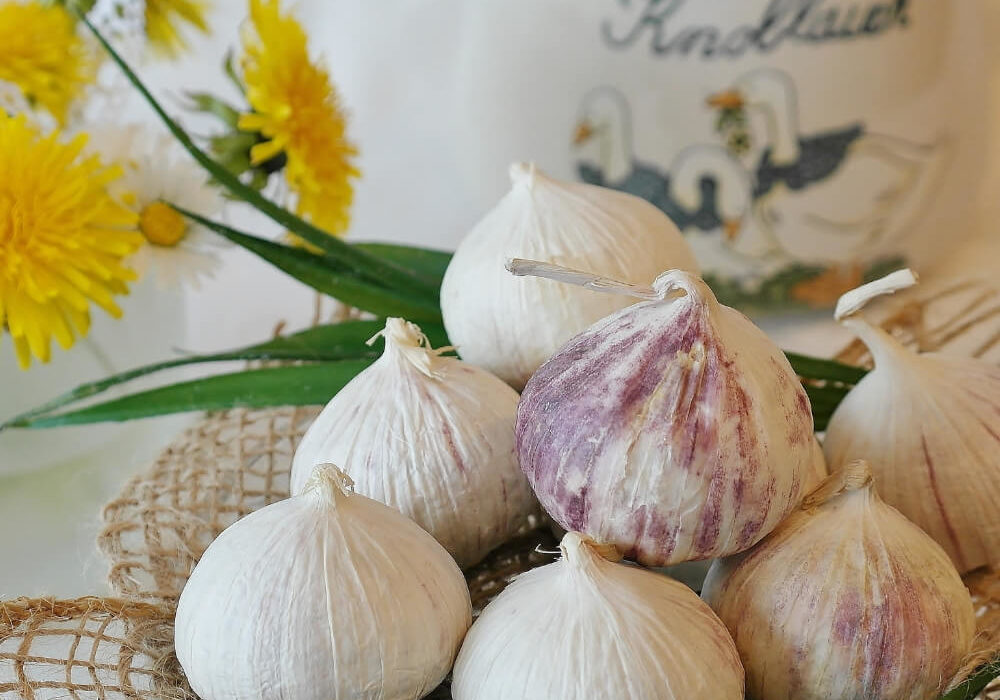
[2,322,451,430]
[804,383,851,432]
[78,14,440,299]
[3,321,391,426]
[353,242,452,282]
[940,661,1000,700]
[175,207,442,322]
[11,362,373,428]
[786,352,868,385]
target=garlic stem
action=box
[835,268,922,371]
[303,463,354,506]
[505,258,673,301]
[559,532,624,569]
[367,317,453,378]
[834,268,918,321]
[508,162,539,190]
[840,317,921,371]
[651,269,720,307]
[801,459,874,510]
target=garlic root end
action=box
[802,459,874,510]
[303,463,355,504]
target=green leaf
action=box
[804,383,851,432]
[940,661,1000,700]
[222,50,246,95]
[3,321,451,430]
[786,352,867,385]
[78,14,440,300]
[9,362,373,428]
[174,206,443,322]
[6,321,382,425]
[183,91,242,127]
[209,130,259,157]
[354,242,453,283]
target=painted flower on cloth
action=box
[0,115,140,369]
[0,1,97,125]
[238,0,359,240]
[96,126,227,289]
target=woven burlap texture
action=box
[2,278,999,699]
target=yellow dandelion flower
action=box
[238,0,359,239]
[145,0,212,57]
[0,1,96,125]
[0,115,141,369]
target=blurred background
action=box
[3,0,1000,597]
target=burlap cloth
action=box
[3,278,1000,700]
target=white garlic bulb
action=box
[825,270,1000,572]
[452,532,744,699]
[809,435,829,487]
[512,260,816,566]
[440,163,698,390]
[702,460,975,700]
[290,318,537,568]
[175,464,472,700]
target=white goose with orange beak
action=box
[706,68,951,287]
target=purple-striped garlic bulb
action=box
[702,460,975,700]
[511,260,816,567]
[825,269,1000,573]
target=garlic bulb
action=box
[825,269,1000,572]
[809,435,829,488]
[512,260,816,566]
[290,318,537,568]
[702,461,975,700]
[175,464,472,700]
[653,440,827,592]
[452,532,744,699]
[440,163,698,390]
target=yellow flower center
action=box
[139,202,187,247]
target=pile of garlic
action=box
[175,166,988,700]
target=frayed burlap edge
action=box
[0,596,194,700]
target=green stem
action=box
[77,13,440,300]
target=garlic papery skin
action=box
[174,464,472,700]
[290,318,537,569]
[440,163,698,390]
[808,436,829,489]
[451,532,744,700]
[513,260,815,566]
[702,461,975,700]
[825,270,1000,573]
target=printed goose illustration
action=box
[573,87,728,233]
[707,68,952,293]
[668,144,792,289]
